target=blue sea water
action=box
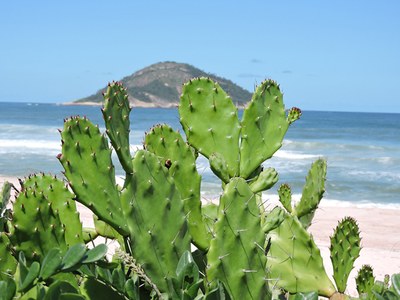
[0,102,399,207]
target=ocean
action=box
[0,102,399,208]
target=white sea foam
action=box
[260,193,400,210]
[348,170,400,181]
[273,150,322,160]
[0,139,61,154]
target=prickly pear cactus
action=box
[59,116,128,236]
[249,167,279,194]
[10,177,68,261]
[330,216,361,293]
[144,124,210,251]
[0,232,16,280]
[206,178,270,299]
[178,77,300,183]
[179,77,241,178]
[278,183,293,214]
[101,81,133,174]
[240,80,301,178]
[356,265,375,296]
[265,207,336,297]
[293,158,327,229]
[20,174,83,246]
[120,149,191,294]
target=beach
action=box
[2,175,399,296]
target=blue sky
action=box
[1,1,399,112]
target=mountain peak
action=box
[75,62,252,107]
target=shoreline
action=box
[1,175,399,296]
[61,101,246,109]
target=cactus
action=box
[356,265,375,296]
[144,124,210,251]
[179,77,299,185]
[0,181,16,280]
[240,80,301,178]
[179,77,241,178]
[208,152,230,184]
[249,167,279,194]
[120,149,191,294]
[330,217,361,293]
[1,181,12,215]
[10,177,67,261]
[0,232,16,280]
[20,174,83,246]
[206,178,270,299]
[101,81,133,174]
[2,76,391,300]
[265,207,336,297]
[293,159,327,229]
[58,117,128,236]
[278,183,293,214]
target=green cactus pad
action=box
[179,77,240,177]
[120,150,191,294]
[10,181,67,261]
[249,167,279,194]
[355,265,375,296]
[240,80,297,178]
[21,174,83,246]
[287,107,302,125]
[206,178,269,299]
[1,181,12,212]
[1,181,12,231]
[209,152,230,184]
[102,81,133,174]
[266,207,335,297]
[293,159,327,229]
[278,183,293,213]
[330,216,361,293]
[262,206,285,233]
[0,232,17,280]
[59,117,128,236]
[144,124,210,251]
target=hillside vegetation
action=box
[75,62,252,107]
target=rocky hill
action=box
[74,62,252,107]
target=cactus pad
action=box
[355,265,375,296]
[293,159,327,229]
[59,116,128,236]
[102,81,133,174]
[144,124,210,251]
[249,167,279,194]
[120,150,191,293]
[20,174,83,246]
[278,183,293,214]
[11,179,67,261]
[206,178,269,299]
[330,216,361,293]
[179,77,241,177]
[240,80,298,178]
[266,208,335,297]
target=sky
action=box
[1,1,399,113]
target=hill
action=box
[74,62,252,107]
